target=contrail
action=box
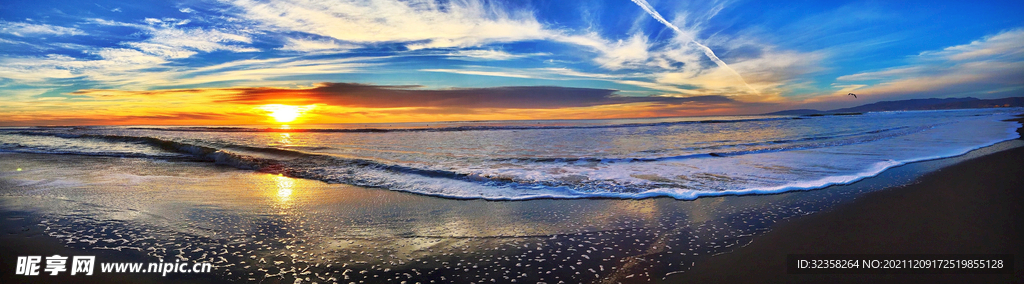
[629,0,759,94]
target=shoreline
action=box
[666,116,1024,283]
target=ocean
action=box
[2,108,1020,200]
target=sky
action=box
[0,0,1022,126]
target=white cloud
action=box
[224,0,548,49]
[562,33,651,70]
[656,48,824,95]
[0,52,380,90]
[835,66,925,81]
[168,57,380,87]
[278,38,359,52]
[179,7,196,13]
[921,29,1024,61]
[536,1,821,98]
[124,42,198,59]
[0,21,86,37]
[144,26,257,53]
[87,18,258,60]
[0,50,165,84]
[445,49,545,61]
[419,66,705,95]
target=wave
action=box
[0,142,182,159]
[0,131,517,187]
[491,125,926,163]
[3,131,284,171]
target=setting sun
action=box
[258,104,315,123]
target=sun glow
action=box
[258,104,315,123]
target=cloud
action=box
[558,32,651,70]
[217,82,735,109]
[920,29,1024,61]
[532,0,822,98]
[420,66,719,97]
[0,21,86,37]
[122,21,258,58]
[655,48,824,96]
[627,0,756,93]
[444,50,546,61]
[277,37,359,52]
[0,49,382,90]
[831,28,1024,101]
[222,0,548,49]
[220,0,671,71]
[88,17,257,55]
[0,17,265,88]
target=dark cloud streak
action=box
[219,83,735,109]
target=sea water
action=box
[2,108,1020,200]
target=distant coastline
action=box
[764,97,1024,115]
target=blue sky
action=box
[0,0,1022,125]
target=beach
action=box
[674,142,1024,283]
[674,115,1024,283]
[4,0,1023,282]
[0,112,1021,283]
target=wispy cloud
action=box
[0,21,87,37]
[223,0,548,49]
[217,82,734,109]
[444,50,547,61]
[628,0,757,93]
[555,32,652,70]
[107,18,258,58]
[277,37,359,52]
[0,52,378,90]
[0,17,266,88]
[919,29,1024,61]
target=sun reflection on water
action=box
[279,133,292,145]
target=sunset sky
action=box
[1,0,1022,126]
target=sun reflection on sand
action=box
[274,174,294,207]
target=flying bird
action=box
[848,93,858,98]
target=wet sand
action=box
[1,153,838,283]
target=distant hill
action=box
[764,97,1024,115]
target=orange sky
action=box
[0,84,780,127]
